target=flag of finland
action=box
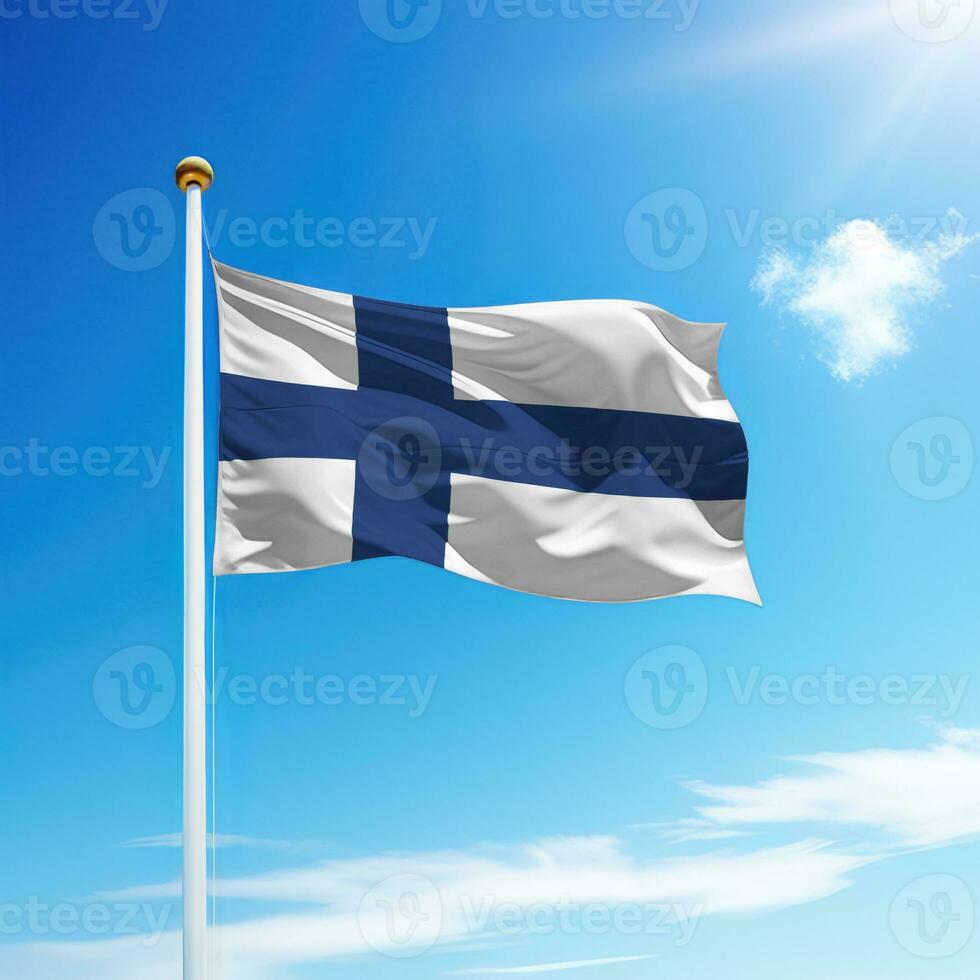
[213,261,759,604]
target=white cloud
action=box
[932,723,980,748]
[15,837,868,980]
[687,727,980,847]
[98,835,867,918]
[630,818,750,845]
[9,728,980,980]
[752,210,975,381]
[447,954,658,974]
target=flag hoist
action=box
[175,155,213,980]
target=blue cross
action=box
[220,297,748,570]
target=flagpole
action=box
[175,155,214,980]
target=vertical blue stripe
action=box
[354,296,455,401]
[350,297,454,566]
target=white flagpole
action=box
[175,155,214,980]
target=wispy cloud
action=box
[630,818,751,845]
[55,837,869,980]
[687,726,980,847]
[9,728,980,980]
[447,954,657,974]
[752,210,975,381]
[99,836,867,916]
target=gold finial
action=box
[175,156,214,192]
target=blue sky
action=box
[2,0,979,977]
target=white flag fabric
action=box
[213,261,759,604]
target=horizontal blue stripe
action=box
[220,374,748,501]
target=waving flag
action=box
[213,261,759,603]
